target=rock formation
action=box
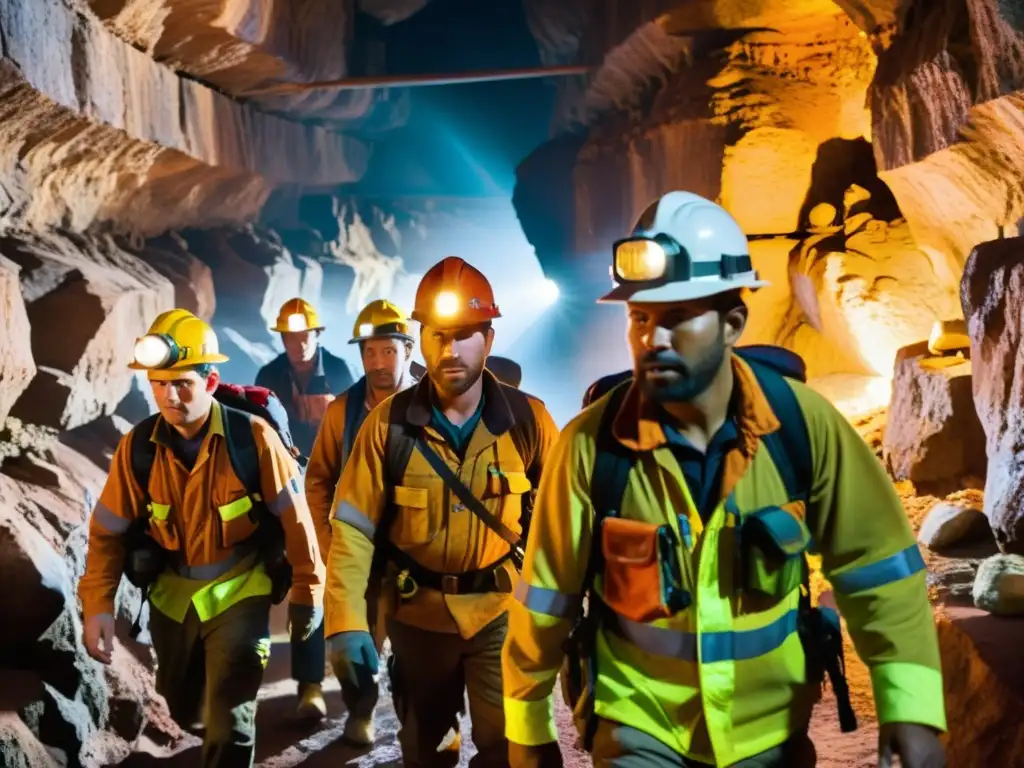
[961,236,1024,555]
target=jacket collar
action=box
[404,368,516,437]
[611,354,780,455]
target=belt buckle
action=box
[441,575,459,595]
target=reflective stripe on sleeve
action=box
[830,544,926,595]
[267,476,302,517]
[333,501,376,540]
[92,502,131,534]
[513,579,582,619]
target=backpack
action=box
[127,383,299,604]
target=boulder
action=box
[961,237,1024,553]
[0,511,70,656]
[918,501,989,551]
[882,343,986,485]
[973,554,1024,616]
[3,231,174,430]
[937,609,1024,767]
[0,256,36,424]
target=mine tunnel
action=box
[1,0,1024,766]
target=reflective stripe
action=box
[217,496,253,522]
[267,476,302,517]
[830,544,926,595]
[514,580,581,619]
[609,608,799,663]
[174,546,258,581]
[333,501,375,539]
[93,502,130,534]
[150,503,171,521]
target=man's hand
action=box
[509,741,563,768]
[83,613,116,665]
[288,603,324,642]
[327,631,380,696]
[878,722,945,768]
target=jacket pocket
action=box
[483,465,532,498]
[601,517,688,624]
[391,485,435,548]
[740,502,811,599]
[147,502,181,551]
[217,494,259,548]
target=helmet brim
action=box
[598,275,769,304]
[347,333,414,345]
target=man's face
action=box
[282,330,319,365]
[627,296,744,404]
[361,337,408,391]
[149,369,218,428]
[421,324,493,398]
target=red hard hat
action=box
[411,257,501,330]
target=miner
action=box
[323,256,560,766]
[255,296,354,719]
[304,298,419,743]
[502,191,947,768]
[79,309,324,768]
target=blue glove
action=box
[288,603,323,642]
[327,631,380,694]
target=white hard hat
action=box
[599,191,769,303]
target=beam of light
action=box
[538,278,559,307]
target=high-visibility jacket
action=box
[503,356,945,765]
[79,402,325,623]
[305,374,415,561]
[324,373,559,639]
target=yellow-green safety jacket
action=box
[502,356,945,765]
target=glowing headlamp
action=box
[612,236,675,283]
[612,234,755,285]
[434,291,460,317]
[358,323,374,337]
[132,333,180,369]
[286,313,309,332]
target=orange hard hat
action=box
[411,257,501,330]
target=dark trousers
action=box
[149,596,272,768]
[590,720,817,768]
[290,618,325,684]
[387,613,509,768]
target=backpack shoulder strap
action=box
[219,404,262,499]
[583,382,636,596]
[379,389,417,544]
[744,359,812,504]
[129,414,161,505]
[342,377,368,469]
[502,386,539,472]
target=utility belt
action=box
[386,543,513,599]
[561,507,857,751]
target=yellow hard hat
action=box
[349,299,413,344]
[271,298,325,333]
[129,309,229,379]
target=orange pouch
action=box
[601,517,675,623]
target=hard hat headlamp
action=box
[611,234,754,286]
[434,291,460,317]
[132,333,181,369]
[286,313,309,332]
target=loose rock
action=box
[973,554,1024,616]
[918,501,988,551]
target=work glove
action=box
[327,631,380,699]
[288,602,324,643]
[83,613,116,665]
[510,741,564,768]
